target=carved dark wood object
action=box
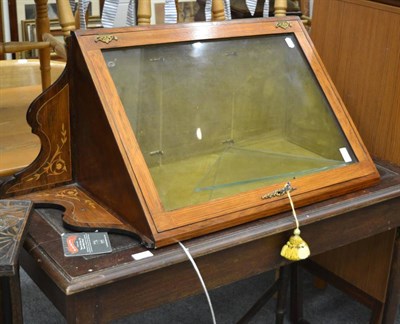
[0,200,33,324]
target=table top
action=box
[22,161,400,295]
[0,200,33,276]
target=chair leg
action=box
[35,0,52,90]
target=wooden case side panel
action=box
[69,35,155,245]
[311,229,396,302]
[311,0,400,165]
[0,71,73,198]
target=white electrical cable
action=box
[178,241,217,324]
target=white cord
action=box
[178,241,217,324]
[286,189,300,230]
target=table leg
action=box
[65,290,100,324]
[290,262,309,324]
[1,267,23,324]
[382,229,400,323]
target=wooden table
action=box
[0,200,33,324]
[19,162,400,323]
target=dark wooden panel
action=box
[312,230,396,301]
[68,34,154,246]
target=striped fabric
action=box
[65,0,91,30]
[101,0,136,27]
[126,0,136,26]
[246,0,257,16]
[224,0,232,20]
[205,0,211,21]
[78,0,90,29]
[101,0,119,27]
[263,0,270,17]
[164,0,178,24]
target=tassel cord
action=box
[286,188,299,230]
[280,182,311,261]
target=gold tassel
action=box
[280,185,310,261]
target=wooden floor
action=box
[0,60,65,177]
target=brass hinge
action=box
[95,35,118,44]
[275,21,292,30]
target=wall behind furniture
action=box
[311,0,400,165]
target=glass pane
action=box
[103,34,356,211]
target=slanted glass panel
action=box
[102,34,356,211]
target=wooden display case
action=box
[0,17,379,248]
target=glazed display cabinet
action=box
[1,17,379,247]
